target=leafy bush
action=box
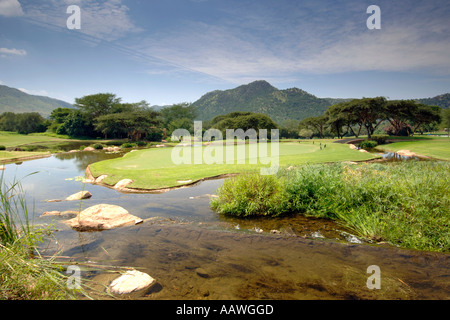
[371,135,388,145]
[91,143,104,150]
[0,145,5,150]
[135,141,147,147]
[121,142,135,148]
[359,140,378,149]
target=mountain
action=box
[416,93,450,109]
[192,80,449,124]
[192,80,349,124]
[0,85,74,117]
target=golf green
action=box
[88,142,379,191]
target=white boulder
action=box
[64,204,143,231]
[109,270,155,295]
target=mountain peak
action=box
[0,84,74,117]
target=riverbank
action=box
[0,151,51,164]
[211,161,450,253]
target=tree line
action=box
[1,93,448,140]
[299,97,445,139]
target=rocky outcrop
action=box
[64,204,143,231]
[109,270,156,295]
[65,191,92,201]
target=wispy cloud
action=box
[0,47,27,56]
[22,0,142,41]
[130,0,450,83]
[0,0,24,17]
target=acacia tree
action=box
[95,110,161,141]
[74,93,122,119]
[298,115,328,138]
[347,97,387,139]
[409,104,441,135]
[385,100,416,136]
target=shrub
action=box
[0,145,5,151]
[371,135,388,145]
[121,142,135,148]
[91,143,104,150]
[135,141,147,147]
[359,140,378,149]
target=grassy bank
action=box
[89,141,378,190]
[211,161,450,252]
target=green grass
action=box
[378,137,450,160]
[0,131,69,148]
[0,151,51,163]
[89,141,379,190]
[211,162,450,252]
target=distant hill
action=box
[0,85,74,117]
[192,80,449,124]
[416,93,450,109]
[192,80,349,124]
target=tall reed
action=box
[0,173,84,299]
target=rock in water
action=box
[64,204,143,231]
[65,191,93,201]
[114,179,133,190]
[109,270,155,295]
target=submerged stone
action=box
[109,270,155,295]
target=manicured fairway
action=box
[89,141,379,190]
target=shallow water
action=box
[2,151,449,300]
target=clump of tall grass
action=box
[0,174,84,299]
[211,162,450,252]
[211,172,290,217]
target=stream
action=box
[1,150,449,300]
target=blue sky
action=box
[0,0,449,106]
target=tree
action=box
[298,115,328,138]
[74,93,122,119]
[280,119,299,139]
[95,110,161,141]
[161,103,197,132]
[60,110,93,138]
[409,104,441,135]
[347,97,387,139]
[210,112,278,139]
[16,113,47,134]
[442,108,450,137]
[0,112,18,132]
